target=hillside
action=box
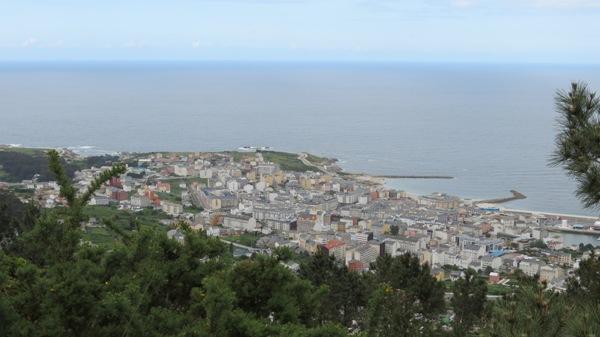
[0,147,119,183]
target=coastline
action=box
[4,143,598,220]
[499,207,598,221]
[363,174,599,221]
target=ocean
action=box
[2,61,600,216]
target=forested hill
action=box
[0,147,119,182]
[0,190,38,247]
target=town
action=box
[3,146,600,294]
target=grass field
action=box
[84,226,117,246]
[223,232,263,247]
[81,205,171,246]
[157,191,182,203]
[0,147,49,156]
[226,151,256,162]
[487,283,513,296]
[258,151,316,172]
[305,153,329,165]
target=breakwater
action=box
[475,190,526,204]
[374,175,454,179]
[547,226,600,235]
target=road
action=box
[298,153,329,174]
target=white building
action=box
[223,214,259,232]
[162,201,183,216]
[90,195,110,206]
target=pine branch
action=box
[552,82,600,209]
[79,163,127,207]
[48,149,76,207]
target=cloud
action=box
[21,37,38,48]
[122,40,146,48]
[452,0,474,8]
[48,40,64,48]
[531,0,600,7]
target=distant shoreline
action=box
[3,143,598,219]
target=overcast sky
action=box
[1,0,600,63]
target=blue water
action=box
[1,61,600,216]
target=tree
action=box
[365,284,443,337]
[371,253,445,317]
[567,252,600,303]
[529,239,548,249]
[12,150,126,266]
[0,191,38,248]
[551,82,600,208]
[230,254,323,325]
[451,268,487,335]
[299,250,369,326]
[482,281,570,337]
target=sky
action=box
[1,0,600,63]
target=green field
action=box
[305,153,329,165]
[226,151,256,162]
[258,151,317,172]
[225,150,319,172]
[81,205,171,246]
[84,226,117,246]
[487,283,514,296]
[223,232,263,247]
[0,147,49,156]
[157,191,182,203]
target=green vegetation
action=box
[79,154,121,169]
[0,148,75,182]
[82,205,170,231]
[227,150,327,172]
[223,232,263,247]
[551,82,600,208]
[258,150,316,172]
[529,239,548,249]
[305,153,329,165]
[486,283,513,296]
[157,191,181,203]
[84,226,117,246]
[0,146,49,156]
[451,269,487,334]
[226,150,256,162]
[184,205,203,213]
[0,190,39,248]
[0,147,120,183]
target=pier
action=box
[547,226,600,236]
[475,190,526,205]
[374,175,454,179]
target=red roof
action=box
[324,239,345,250]
[348,260,365,272]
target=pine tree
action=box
[451,268,487,335]
[551,82,600,208]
